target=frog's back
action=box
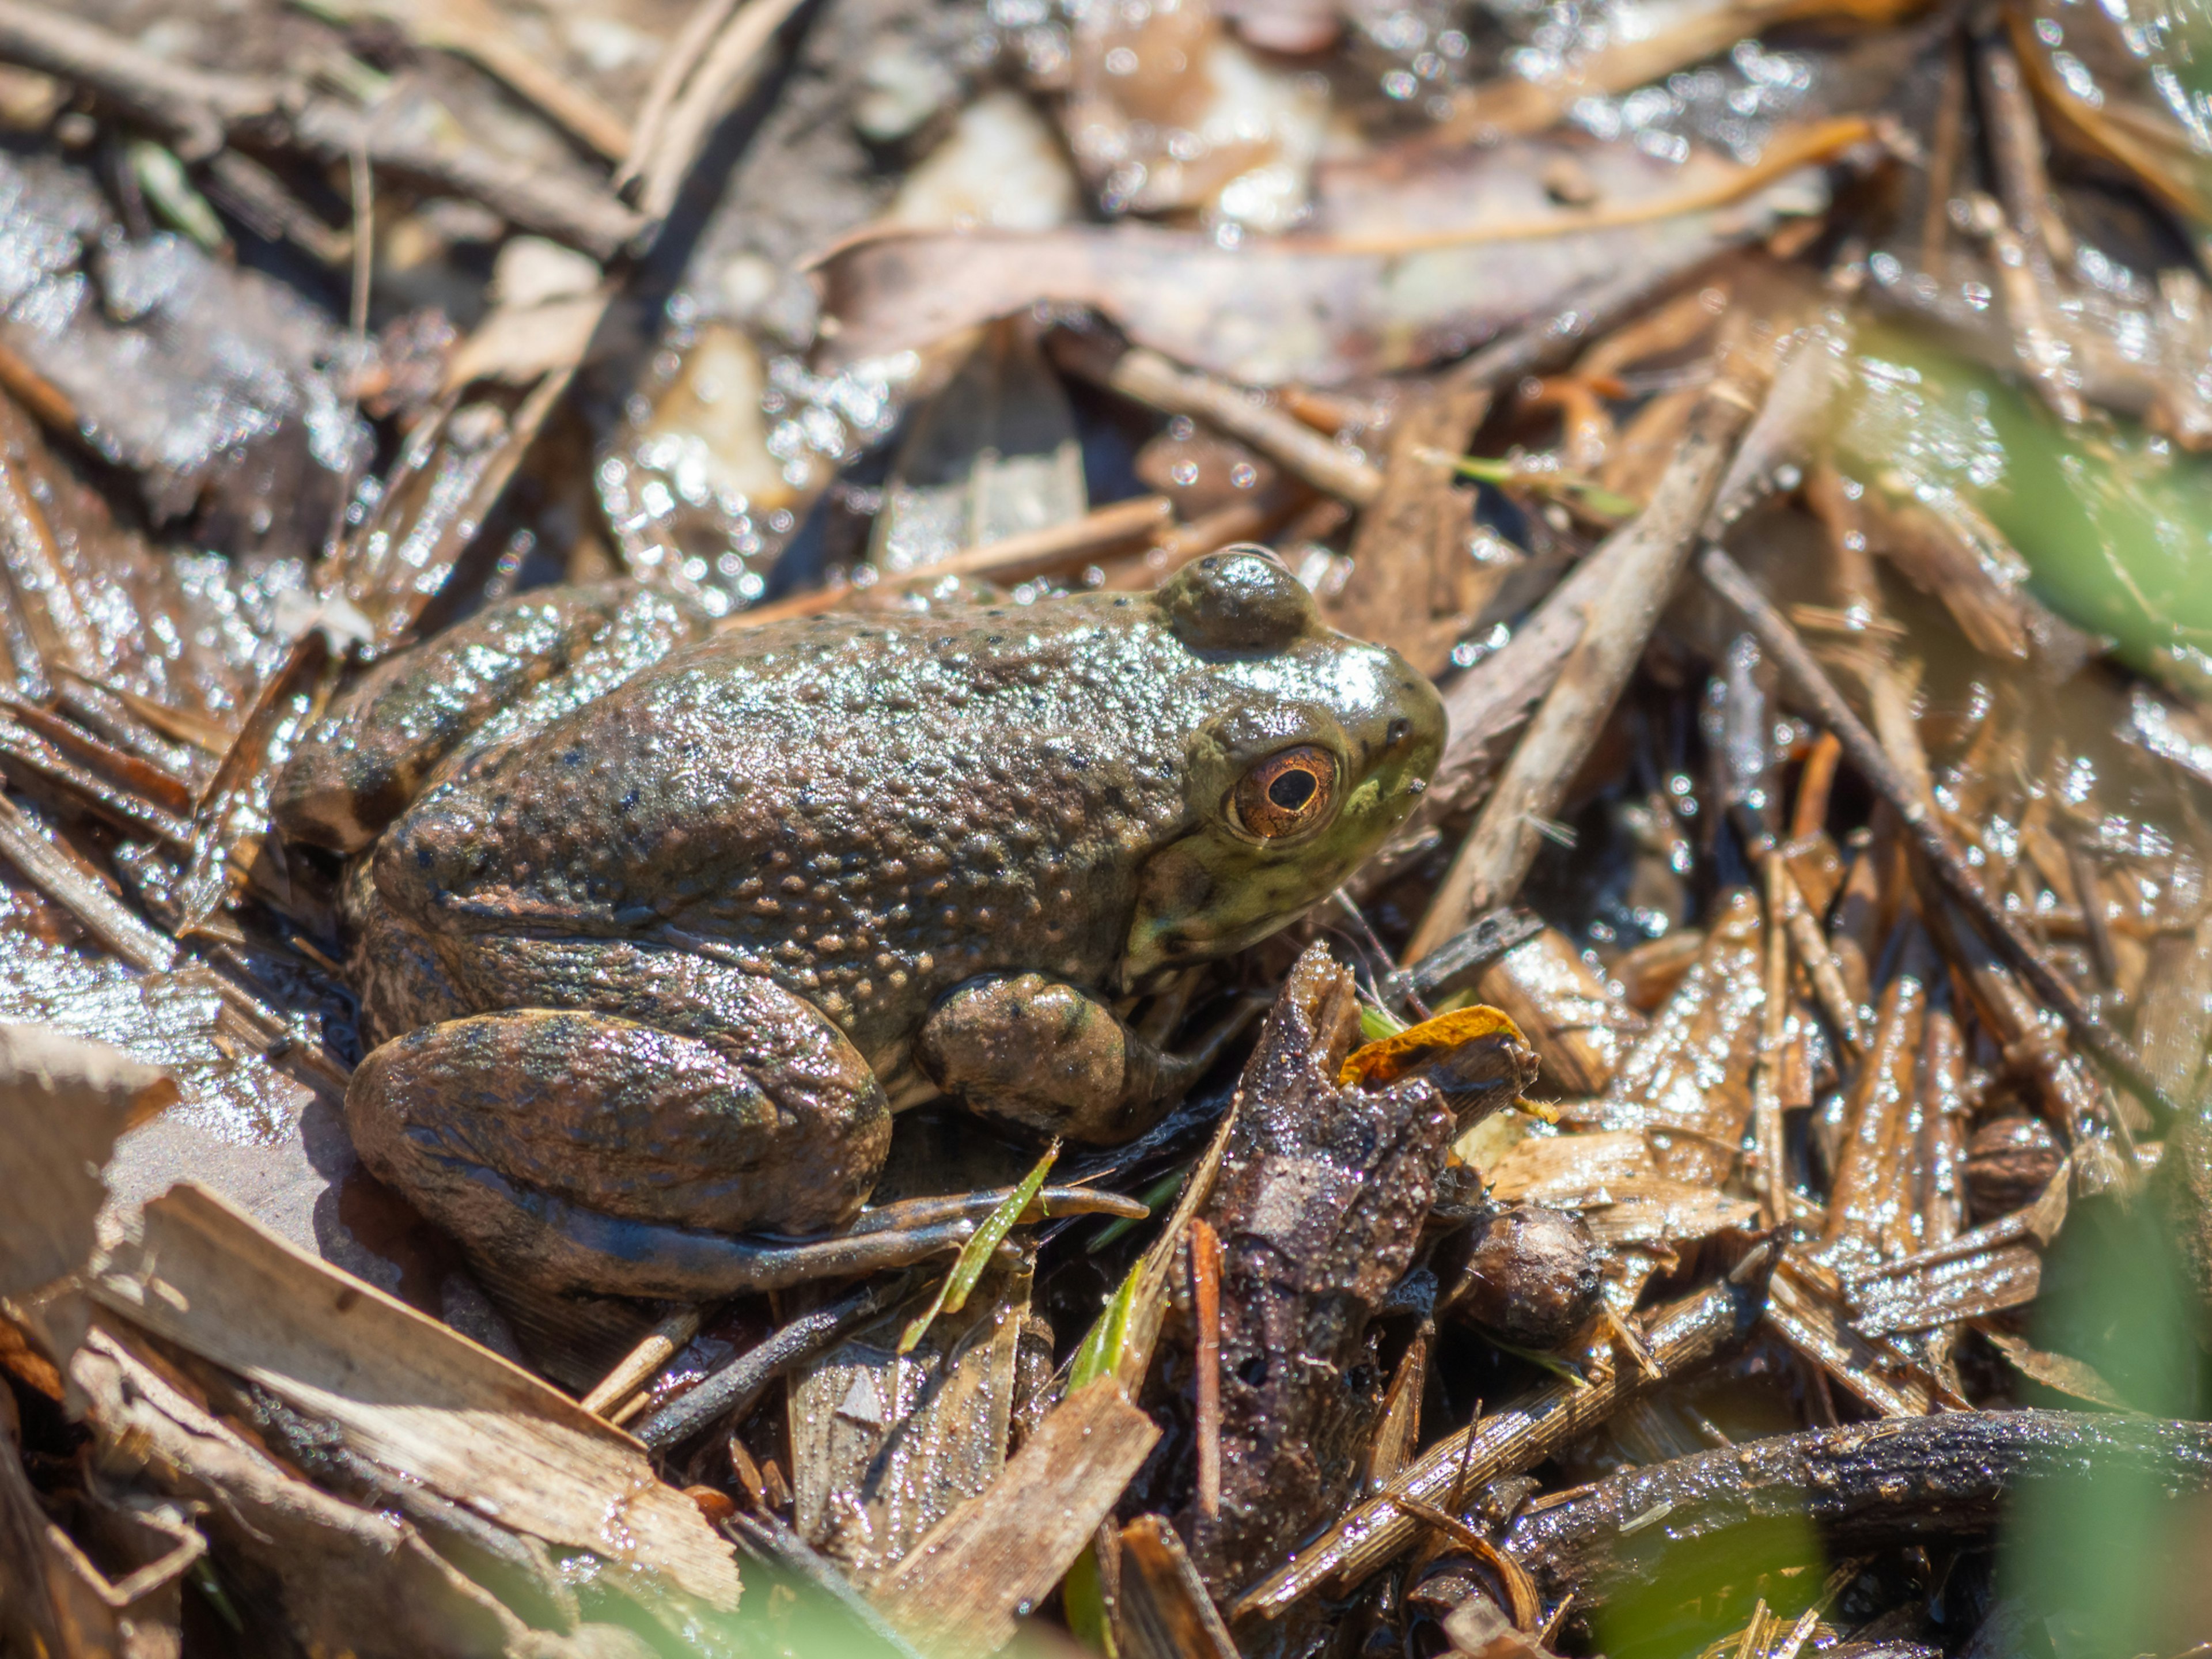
[374,597,1213,1051]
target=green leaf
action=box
[1359,1001,1407,1043]
[1086,1165,1187,1253]
[898,1140,1059,1355]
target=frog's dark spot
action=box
[619,788,640,813]
[562,748,584,766]
[416,847,433,868]
[1238,1354,1268,1387]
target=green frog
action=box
[274,550,1444,1295]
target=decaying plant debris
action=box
[5,0,2212,1656]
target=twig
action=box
[717,496,1175,631]
[632,0,810,222]
[1189,1216,1224,1522]
[0,0,641,256]
[1775,860,1866,1056]
[1405,357,1767,961]
[1977,36,2075,267]
[1499,1410,2212,1609]
[1755,853,1793,1228]
[1072,342,1385,507]
[1377,905,1544,1017]
[581,1305,705,1419]
[618,0,745,192]
[1696,543,2184,1124]
[1921,31,1968,275]
[1791,730,1842,840]
[635,1276,911,1449]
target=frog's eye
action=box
[1232,745,1338,839]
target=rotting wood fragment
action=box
[88,1182,741,1609]
[876,1377,1160,1658]
[1114,1515,1241,1659]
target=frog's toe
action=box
[347,1006,889,1287]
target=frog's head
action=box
[1124,547,1445,984]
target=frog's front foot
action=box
[347,972,889,1291]
[915,972,1247,1143]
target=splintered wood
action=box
[88,1184,740,1609]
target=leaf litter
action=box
[3,1,2212,1656]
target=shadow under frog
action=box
[272,549,1444,1298]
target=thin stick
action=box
[618,0,744,191]
[1921,32,1968,275]
[1190,1216,1224,1522]
[635,1276,911,1449]
[579,1305,704,1418]
[1777,863,1866,1055]
[715,496,1174,630]
[1696,544,2183,1124]
[635,0,810,222]
[1085,345,1385,506]
[1755,852,1793,1228]
[1405,361,1765,961]
[1791,730,1842,840]
[1978,37,2075,267]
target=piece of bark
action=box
[1586,888,1765,1187]
[88,1183,739,1609]
[1115,1515,1240,1659]
[876,1378,1160,1658]
[1502,1411,2212,1611]
[1173,943,1459,1594]
[0,1024,173,1302]
[1326,373,1499,676]
[789,1265,1029,1582]
[69,1323,537,1659]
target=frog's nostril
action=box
[1386,718,1409,746]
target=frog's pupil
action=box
[1269,771,1317,811]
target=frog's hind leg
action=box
[272,580,706,854]
[347,982,889,1295]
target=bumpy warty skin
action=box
[363,590,1419,1087]
[272,557,1446,1283]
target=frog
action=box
[272,548,1445,1297]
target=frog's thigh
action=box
[348,993,888,1251]
[915,973,1168,1145]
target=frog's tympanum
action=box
[273,550,1444,1293]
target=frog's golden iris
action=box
[1232,744,1337,840]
